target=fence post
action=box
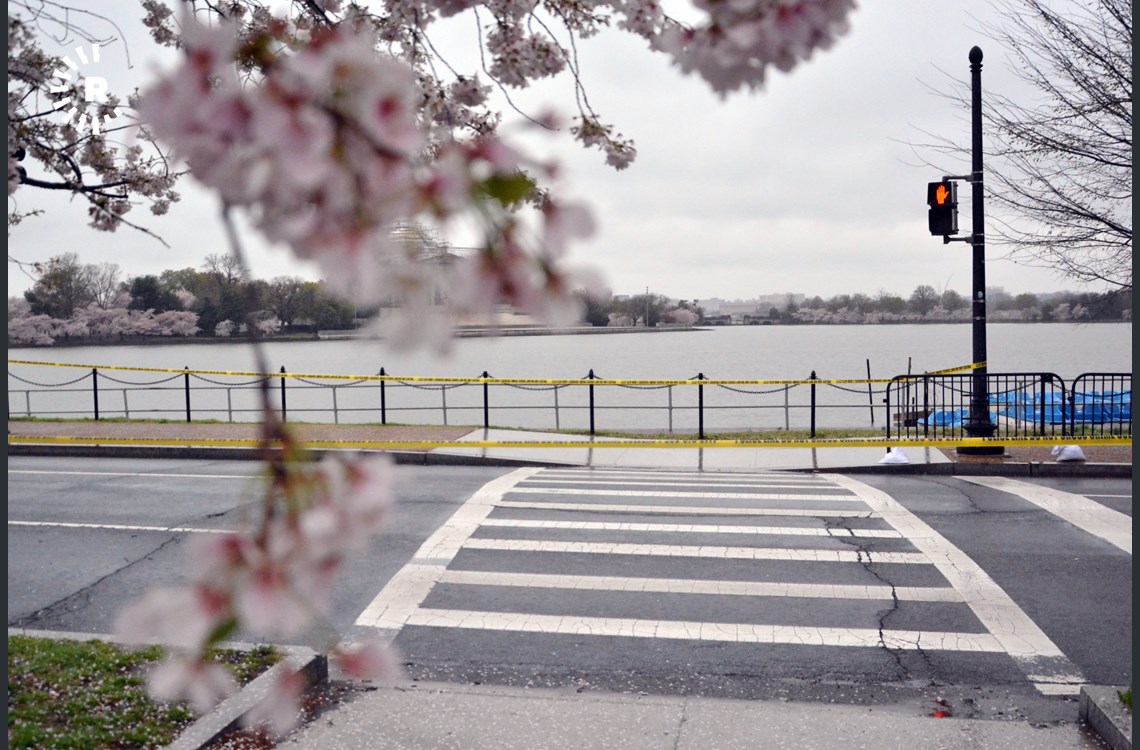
[379,367,387,425]
[280,366,287,422]
[809,370,818,439]
[482,371,490,429]
[184,366,192,423]
[883,387,892,441]
[92,368,100,421]
[1057,376,1067,435]
[332,386,339,425]
[921,375,931,439]
[667,385,674,434]
[865,359,875,426]
[587,369,596,436]
[441,384,448,426]
[697,373,706,440]
[553,386,560,430]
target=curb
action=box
[819,459,1132,478]
[7,628,325,750]
[1081,686,1133,750]
[5,443,1131,477]
[167,646,327,750]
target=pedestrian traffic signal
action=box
[927,180,958,236]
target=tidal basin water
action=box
[8,323,1132,433]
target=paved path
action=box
[7,420,1130,473]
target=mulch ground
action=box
[947,444,1131,465]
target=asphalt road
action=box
[7,457,1132,726]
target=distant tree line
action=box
[577,284,1131,328]
[10,257,1130,346]
[9,253,356,346]
[781,285,1131,324]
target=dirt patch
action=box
[204,681,371,750]
[947,444,1132,465]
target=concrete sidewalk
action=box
[279,680,1121,750]
[6,420,1131,476]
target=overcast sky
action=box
[8,1,1098,302]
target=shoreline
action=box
[9,320,1130,351]
[11,325,706,350]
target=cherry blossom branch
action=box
[18,174,130,195]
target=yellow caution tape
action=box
[8,359,986,387]
[7,434,1130,450]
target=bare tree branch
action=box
[979,0,1131,292]
[911,0,1131,294]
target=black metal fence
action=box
[10,363,1130,439]
[885,371,1132,440]
[10,365,887,436]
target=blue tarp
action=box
[919,409,968,427]
[989,390,1130,425]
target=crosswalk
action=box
[357,467,1089,695]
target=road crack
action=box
[11,533,186,629]
[821,517,928,678]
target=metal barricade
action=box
[886,371,1132,440]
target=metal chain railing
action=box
[9,360,1129,439]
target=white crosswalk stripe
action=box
[435,569,963,602]
[460,537,929,563]
[357,466,1088,696]
[479,518,903,538]
[957,476,1132,554]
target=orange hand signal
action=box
[935,183,950,205]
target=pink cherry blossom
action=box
[96,0,862,727]
[147,655,239,713]
[332,639,403,682]
[243,666,307,735]
[114,585,229,654]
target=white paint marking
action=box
[437,569,962,602]
[496,500,874,518]
[354,467,541,632]
[826,474,1087,692]
[358,467,1085,695]
[404,609,1004,651]
[524,478,831,489]
[461,537,927,564]
[8,470,254,480]
[1033,684,1082,696]
[958,476,1132,554]
[509,487,862,502]
[481,518,902,538]
[9,520,228,534]
[539,469,828,482]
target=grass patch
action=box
[7,636,278,750]
[1120,688,1132,711]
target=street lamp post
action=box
[931,47,1001,454]
[961,46,1000,453]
